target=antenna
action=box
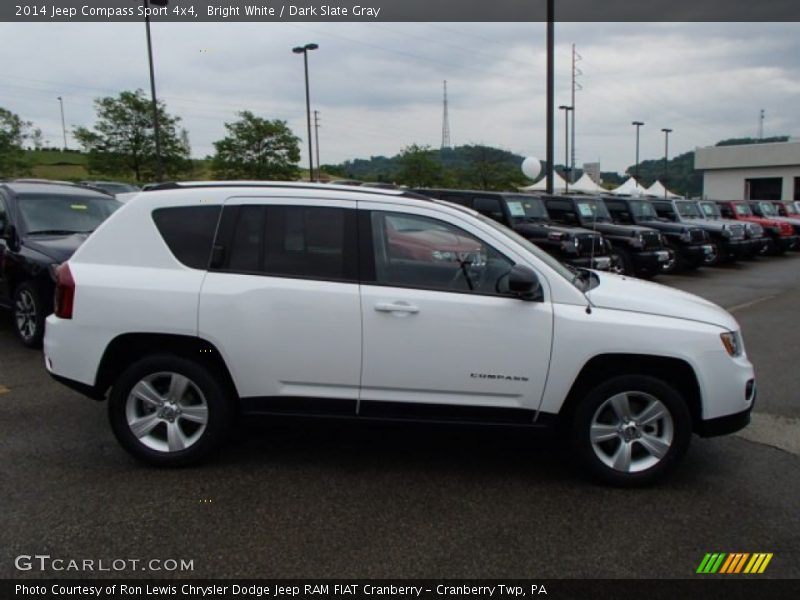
[570,44,583,183]
[441,80,452,150]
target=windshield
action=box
[785,203,799,216]
[504,195,549,223]
[757,201,778,217]
[629,200,659,219]
[700,202,721,218]
[734,203,753,217]
[676,202,703,218]
[19,193,122,234]
[576,200,612,223]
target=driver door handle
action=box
[374,302,420,315]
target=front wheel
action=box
[109,355,232,467]
[570,375,692,486]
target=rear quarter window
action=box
[152,206,221,269]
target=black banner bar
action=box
[4,0,800,22]
[4,580,800,600]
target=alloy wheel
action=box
[589,391,674,473]
[125,372,209,453]
[14,289,38,341]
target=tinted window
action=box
[152,206,222,270]
[370,211,513,295]
[221,205,357,282]
[472,197,505,222]
[652,202,677,221]
[439,194,471,208]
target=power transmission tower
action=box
[441,80,452,150]
[313,110,321,181]
[570,44,583,183]
[758,109,765,140]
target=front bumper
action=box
[569,255,613,271]
[631,249,670,273]
[681,243,715,265]
[696,378,756,437]
[720,238,749,259]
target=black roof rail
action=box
[140,181,434,202]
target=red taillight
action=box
[54,263,75,319]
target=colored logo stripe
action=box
[698,553,773,574]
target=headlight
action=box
[630,232,645,247]
[720,331,742,357]
[679,230,692,242]
[720,227,732,238]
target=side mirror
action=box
[508,265,544,302]
[4,224,20,251]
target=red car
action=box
[385,214,484,263]
[716,200,798,254]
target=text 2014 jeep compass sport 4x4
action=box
[45,183,755,486]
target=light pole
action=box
[56,96,67,150]
[137,0,169,181]
[293,43,318,182]
[546,0,554,194]
[661,128,672,198]
[631,121,644,181]
[559,105,573,193]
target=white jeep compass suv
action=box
[44,183,755,485]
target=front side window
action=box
[18,193,121,234]
[219,205,357,282]
[653,202,678,221]
[370,211,514,295]
[472,197,505,222]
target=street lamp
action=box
[293,43,319,182]
[135,0,169,181]
[631,121,645,181]
[661,128,673,198]
[56,96,67,150]
[559,105,573,193]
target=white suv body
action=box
[44,183,755,485]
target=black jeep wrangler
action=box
[413,189,614,271]
[540,195,670,278]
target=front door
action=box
[357,204,553,419]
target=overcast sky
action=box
[2,21,799,174]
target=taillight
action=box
[54,263,75,319]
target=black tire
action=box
[13,281,46,348]
[570,375,692,487]
[108,354,232,467]
[610,247,634,276]
[661,246,679,274]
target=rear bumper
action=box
[47,370,105,401]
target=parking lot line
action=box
[728,295,776,313]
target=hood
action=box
[515,222,599,238]
[635,218,688,233]
[583,222,655,236]
[679,217,729,232]
[23,233,89,263]
[585,271,738,331]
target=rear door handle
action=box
[374,302,420,314]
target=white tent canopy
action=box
[645,180,682,199]
[520,171,569,192]
[610,177,648,196]
[570,173,605,194]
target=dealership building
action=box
[695,140,800,201]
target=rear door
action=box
[198,197,362,413]
[0,193,10,302]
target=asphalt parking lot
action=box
[1,255,799,579]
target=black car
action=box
[601,196,713,271]
[413,189,614,271]
[0,181,121,346]
[540,195,670,278]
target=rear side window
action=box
[152,206,221,269]
[216,205,358,282]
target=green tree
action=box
[456,144,527,190]
[74,89,192,182]
[0,107,31,176]
[211,112,301,180]
[394,144,443,187]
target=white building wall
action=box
[702,167,799,201]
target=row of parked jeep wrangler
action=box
[413,189,800,279]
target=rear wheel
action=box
[109,355,232,467]
[570,375,692,486]
[13,282,46,348]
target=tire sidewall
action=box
[109,355,231,467]
[571,375,692,486]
